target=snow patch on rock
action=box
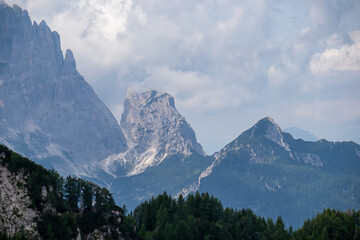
[260,176,282,192]
[355,149,360,158]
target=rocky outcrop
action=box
[0,145,132,239]
[0,3,127,176]
[0,154,38,238]
[100,90,205,176]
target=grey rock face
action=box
[101,90,205,176]
[0,163,38,238]
[0,3,127,175]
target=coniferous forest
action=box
[0,144,359,240]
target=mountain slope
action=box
[0,144,135,239]
[185,117,360,227]
[0,3,127,176]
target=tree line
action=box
[131,191,359,240]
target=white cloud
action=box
[349,30,360,43]
[216,8,242,33]
[128,66,255,112]
[180,85,255,112]
[143,67,208,92]
[310,41,360,73]
[293,98,360,125]
[267,65,287,87]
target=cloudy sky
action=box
[6,0,360,154]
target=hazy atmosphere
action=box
[6,0,360,154]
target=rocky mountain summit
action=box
[0,3,127,175]
[99,90,205,177]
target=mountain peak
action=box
[39,20,48,28]
[134,89,175,109]
[246,117,290,150]
[256,116,278,126]
[115,89,205,176]
[62,49,77,74]
[262,116,276,124]
[251,117,282,134]
[125,88,138,99]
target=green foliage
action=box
[0,144,134,239]
[293,209,360,240]
[133,191,290,240]
[81,180,94,210]
[1,144,358,239]
[0,228,30,240]
[133,192,359,240]
[37,212,78,240]
[64,176,80,211]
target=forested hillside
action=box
[0,144,136,239]
[1,144,359,239]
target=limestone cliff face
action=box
[0,3,127,175]
[0,162,38,238]
[100,90,205,176]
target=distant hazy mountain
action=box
[0,3,127,175]
[181,117,360,227]
[284,126,318,141]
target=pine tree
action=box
[273,216,287,240]
[320,226,330,240]
[81,181,93,210]
[64,176,79,211]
